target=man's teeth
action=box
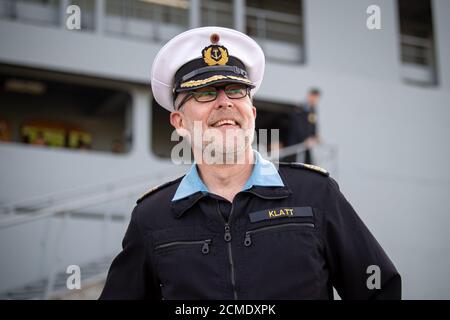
[213,120,237,127]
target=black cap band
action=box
[179,65,248,85]
[173,56,251,92]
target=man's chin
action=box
[201,142,250,164]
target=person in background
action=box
[32,131,47,146]
[285,88,322,164]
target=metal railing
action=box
[0,171,185,299]
[104,0,188,42]
[201,0,233,28]
[0,172,170,216]
[0,0,60,26]
[246,6,304,63]
[246,7,303,43]
[400,34,437,84]
[401,35,435,67]
[0,0,94,29]
[266,141,338,177]
[0,0,303,59]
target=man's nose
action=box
[214,89,233,109]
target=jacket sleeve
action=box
[322,178,401,300]
[99,205,161,300]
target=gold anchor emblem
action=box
[202,45,229,66]
[211,48,221,60]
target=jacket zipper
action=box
[244,222,315,247]
[155,239,211,254]
[216,200,237,300]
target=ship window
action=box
[0,66,132,154]
[0,0,95,30]
[151,98,185,159]
[398,0,438,86]
[253,99,295,151]
[200,0,233,28]
[246,0,304,63]
[0,0,59,26]
[105,0,189,42]
[0,118,12,142]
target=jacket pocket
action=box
[154,239,211,255]
[150,232,224,299]
[243,222,315,247]
[238,221,324,299]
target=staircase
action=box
[0,255,113,300]
[0,172,185,300]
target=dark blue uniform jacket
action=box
[100,163,401,300]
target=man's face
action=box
[170,83,257,161]
[307,93,320,107]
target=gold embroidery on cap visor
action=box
[180,75,252,88]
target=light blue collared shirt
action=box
[172,150,284,202]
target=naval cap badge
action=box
[202,33,229,66]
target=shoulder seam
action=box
[136,175,185,204]
[277,162,329,177]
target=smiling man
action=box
[170,80,258,201]
[100,26,401,300]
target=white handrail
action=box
[0,172,184,230]
[267,141,307,161]
[0,171,175,215]
[246,7,302,25]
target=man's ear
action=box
[170,111,189,137]
[252,105,257,119]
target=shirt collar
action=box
[172,149,284,202]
